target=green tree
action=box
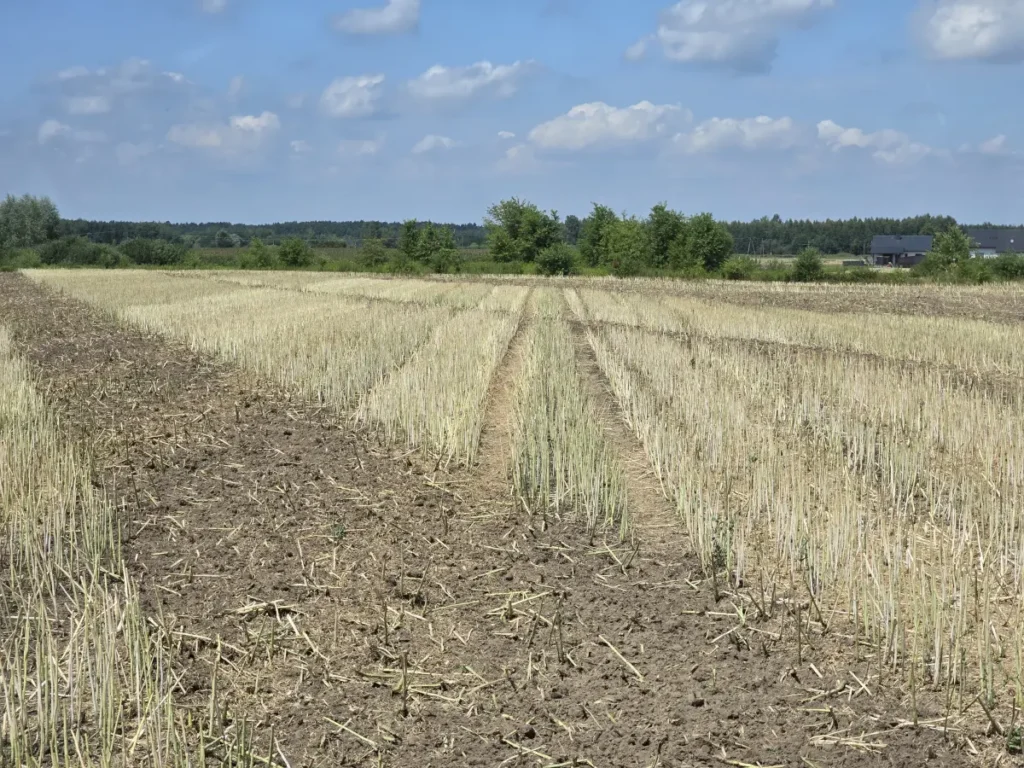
[119,238,187,266]
[605,217,650,277]
[0,194,61,248]
[362,237,388,268]
[647,203,688,269]
[215,229,234,248]
[932,224,972,266]
[563,215,582,245]
[792,247,824,282]
[431,226,460,273]
[417,222,440,264]
[688,213,734,272]
[279,237,313,268]
[577,204,619,267]
[246,237,277,269]
[536,242,578,276]
[485,198,561,263]
[399,219,420,262]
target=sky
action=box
[0,0,1022,224]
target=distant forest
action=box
[59,213,1015,256]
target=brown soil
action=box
[0,272,992,767]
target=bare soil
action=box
[0,272,991,767]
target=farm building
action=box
[965,228,1024,258]
[871,235,933,267]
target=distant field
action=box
[2,269,1023,765]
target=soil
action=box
[0,272,996,767]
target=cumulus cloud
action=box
[407,60,535,102]
[332,0,419,35]
[38,120,70,144]
[67,95,112,115]
[818,119,937,164]
[497,143,542,173]
[498,131,516,140]
[674,115,801,153]
[630,0,836,72]
[168,111,280,154]
[338,137,384,156]
[915,0,1024,61]
[290,139,312,154]
[320,75,386,118]
[411,134,458,154]
[528,101,685,151]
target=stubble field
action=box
[2,269,1024,767]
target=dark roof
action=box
[965,228,1024,253]
[871,235,933,255]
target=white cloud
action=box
[168,111,280,154]
[228,75,244,100]
[978,134,1010,154]
[338,137,384,156]
[632,0,836,71]
[498,131,516,140]
[407,60,534,102]
[200,0,228,12]
[674,115,801,153]
[229,111,280,133]
[624,38,650,61]
[164,72,187,84]
[67,95,112,115]
[57,65,90,80]
[37,119,105,146]
[411,134,458,154]
[320,75,386,118]
[915,0,1024,61]
[332,0,419,35]
[290,139,312,154]
[528,101,685,151]
[38,119,70,144]
[817,119,937,164]
[497,143,542,173]
[115,141,154,166]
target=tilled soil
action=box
[0,272,986,767]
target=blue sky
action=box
[0,0,1021,224]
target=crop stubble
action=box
[2,271,1012,766]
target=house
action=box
[965,228,1024,258]
[871,235,933,267]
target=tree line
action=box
[47,206,1000,256]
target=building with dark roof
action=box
[870,235,933,267]
[965,228,1024,257]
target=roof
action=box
[965,228,1024,253]
[870,235,934,255]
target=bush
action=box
[990,253,1024,280]
[720,256,758,280]
[0,247,41,270]
[792,247,824,282]
[279,238,313,268]
[39,236,126,267]
[360,238,389,268]
[119,238,187,266]
[536,243,578,276]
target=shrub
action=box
[279,238,313,268]
[720,256,758,280]
[990,253,1024,280]
[361,238,389,268]
[119,238,187,266]
[536,243,578,276]
[39,236,126,267]
[792,247,824,282]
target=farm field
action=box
[2,270,1024,767]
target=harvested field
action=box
[3,269,1023,766]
